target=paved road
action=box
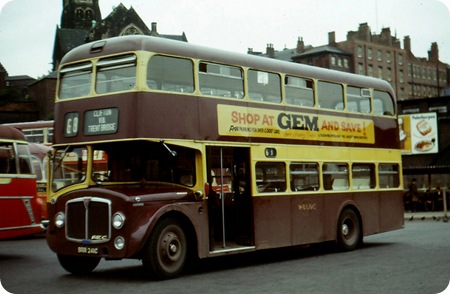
[1,220,450,294]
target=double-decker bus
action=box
[46,35,403,279]
[0,125,43,239]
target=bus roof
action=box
[4,120,54,130]
[0,125,27,141]
[61,35,394,98]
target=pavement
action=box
[404,210,449,222]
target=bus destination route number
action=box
[84,108,119,135]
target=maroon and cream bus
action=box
[46,35,403,279]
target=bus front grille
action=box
[66,197,111,243]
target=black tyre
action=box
[337,208,362,251]
[142,218,188,280]
[57,254,100,275]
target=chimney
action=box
[428,42,439,62]
[266,44,275,58]
[404,36,411,52]
[358,23,371,42]
[328,32,336,46]
[296,37,305,53]
[152,22,158,34]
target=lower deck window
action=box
[323,163,349,190]
[256,162,286,193]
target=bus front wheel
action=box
[57,254,100,275]
[337,208,361,251]
[142,218,188,280]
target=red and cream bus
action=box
[5,120,54,222]
[0,125,43,239]
[46,35,403,279]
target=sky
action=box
[0,0,449,79]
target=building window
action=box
[377,50,382,61]
[358,63,364,75]
[368,65,373,77]
[378,67,383,79]
[407,64,412,77]
[344,58,349,68]
[387,68,392,81]
[331,56,336,66]
[398,54,403,65]
[75,8,83,19]
[399,70,404,83]
[85,8,93,20]
[368,48,372,60]
[121,24,144,36]
[386,51,391,63]
[357,46,363,58]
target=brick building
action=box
[250,23,449,101]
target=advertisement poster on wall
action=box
[399,112,438,154]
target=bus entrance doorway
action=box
[207,146,254,252]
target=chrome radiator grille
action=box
[66,197,111,244]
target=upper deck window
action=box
[59,62,92,99]
[248,70,281,103]
[317,81,344,110]
[96,54,136,94]
[285,76,314,107]
[373,90,395,116]
[346,86,371,114]
[199,62,244,99]
[147,55,194,93]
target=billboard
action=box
[399,112,438,154]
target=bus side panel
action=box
[378,191,404,232]
[0,177,42,239]
[354,191,381,236]
[253,196,291,249]
[290,193,325,245]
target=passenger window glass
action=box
[323,163,349,190]
[378,164,399,188]
[248,70,282,103]
[59,62,92,99]
[352,163,375,189]
[96,54,136,94]
[373,90,395,116]
[199,62,244,98]
[147,55,194,93]
[16,144,33,174]
[347,86,371,113]
[285,76,315,107]
[0,143,16,174]
[256,162,286,193]
[290,163,319,192]
[317,81,344,110]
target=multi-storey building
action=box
[250,23,449,100]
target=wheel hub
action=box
[342,224,349,236]
[161,232,181,262]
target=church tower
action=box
[61,0,102,30]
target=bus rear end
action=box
[0,126,43,240]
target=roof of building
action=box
[294,45,352,58]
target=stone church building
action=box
[53,0,188,72]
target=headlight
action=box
[55,212,65,228]
[114,236,125,250]
[112,212,125,229]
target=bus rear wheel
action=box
[57,254,100,275]
[337,208,361,251]
[142,218,188,280]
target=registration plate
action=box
[78,246,99,255]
